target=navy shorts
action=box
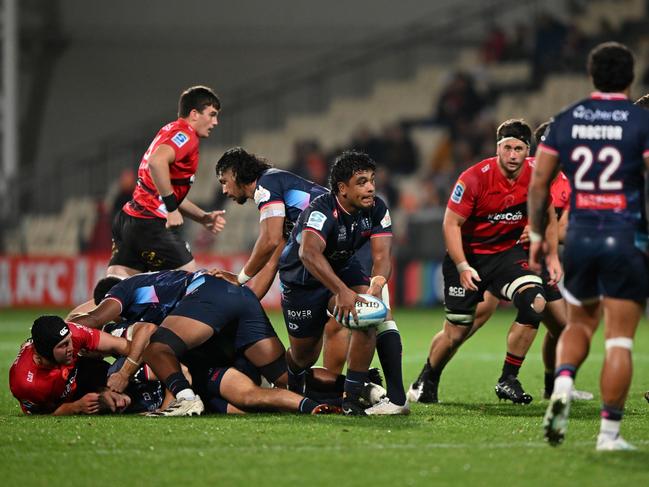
[444,245,542,317]
[562,229,649,303]
[280,256,369,338]
[109,210,193,272]
[169,275,277,350]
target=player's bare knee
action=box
[443,320,471,349]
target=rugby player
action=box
[530,42,649,450]
[107,86,226,278]
[9,316,134,415]
[408,122,592,404]
[278,150,408,415]
[409,120,562,405]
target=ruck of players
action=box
[9,40,649,451]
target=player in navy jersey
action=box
[214,147,327,297]
[279,150,408,415]
[529,42,649,451]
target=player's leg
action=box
[218,367,334,414]
[323,318,349,374]
[144,315,215,416]
[343,325,378,415]
[596,297,642,450]
[410,254,485,403]
[541,299,562,398]
[106,211,146,277]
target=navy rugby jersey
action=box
[540,92,649,232]
[254,169,327,236]
[279,193,392,287]
[104,270,202,324]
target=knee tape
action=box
[445,308,475,326]
[513,286,546,328]
[149,327,189,358]
[258,354,287,384]
[605,337,633,351]
[376,320,398,336]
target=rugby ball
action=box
[345,294,388,329]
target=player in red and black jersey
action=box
[108,86,226,277]
[9,316,135,415]
[410,120,562,405]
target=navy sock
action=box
[344,369,368,401]
[377,329,406,405]
[555,364,577,380]
[500,352,525,381]
[164,372,191,397]
[601,404,624,421]
[298,397,319,414]
[425,359,443,384]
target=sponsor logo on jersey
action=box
[254,185,271,205]
[171,132,189,148]
[338,226,347,242]
[487,210,524,223]
[575,192,627,210]
[287,322,299,331]
[451,181,466,204]
[27,371,34,383]
[481,164,490,173]
[448,286,465,297]
[381,210,391,229]
[306,211,327,231]
[287,309,312,320]
[572,105,629,122]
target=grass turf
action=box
[1,307,649,487]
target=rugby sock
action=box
[298,397,320,414]
[164,372,193,399]
[425,359,443,384]
[377,322,406,405]
[599,405,623,440]
[544,371,554,396]
[287,364,307,394]
[499,352,525,381]
[553,364,576,396]
[344,369,368,401]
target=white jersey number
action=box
[571,146,622,191]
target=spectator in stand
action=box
[110,169,137,222]
[435,72,485,141]
[291,140,329,187]
[481,25,507,64]
[381,124,418,176]
[350,125,385,163]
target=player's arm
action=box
[148,144,183,228]
[107,322,158,393]
[246,243,285,299]
[443,208,480,291]
[528,148,560,272]
[95,329,130,357]
[52,393,101,416]
[543,204,563,284]
[299,230,361,325]
[367,236,393,298]
[557,208,569,244]
[244,216,285,279]
[66,298,122,329]
[179,198,226,233]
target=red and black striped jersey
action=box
[123,118,200,219]
[448,156,534,255]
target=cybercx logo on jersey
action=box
[451,181,465,204]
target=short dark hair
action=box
[329,151,376,194]
[496,119,532,146]
[178,86,220,118]
[93,277,122,305]
[533,121,551,145]
[215,147,273,185]
[634,94,649,109]
[587,42,634,93]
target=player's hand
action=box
[459,268,481,291]
[528,241,543,274]
[367,275,387,298]
[208,268,239,286]
[544,251,563,285]
[333,288,365,327]
[77,393,101,415]
[202,210,227,234]
[165,209,184,229]
[107,371,130,393]
[98,390,132,413]
[519,225,530,244]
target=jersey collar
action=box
[176,118,196,133]
[590,92,628,100]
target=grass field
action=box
[1,307,649,487]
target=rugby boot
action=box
[495,375,533,404]
[368,367,384,388]
[365,397,410,415]
[311,404,343,415]
[543,391,571,446]
[596,434,637,451]
[543,387,594,401]
[342,397,368,416]
[146,395,204,417]
[359,382,387,407]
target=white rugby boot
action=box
[543,392,571,446]
[596,435,637,451]
[364,397,410,415]
[146,395,205,417]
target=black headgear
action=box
[31,315,70,362]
